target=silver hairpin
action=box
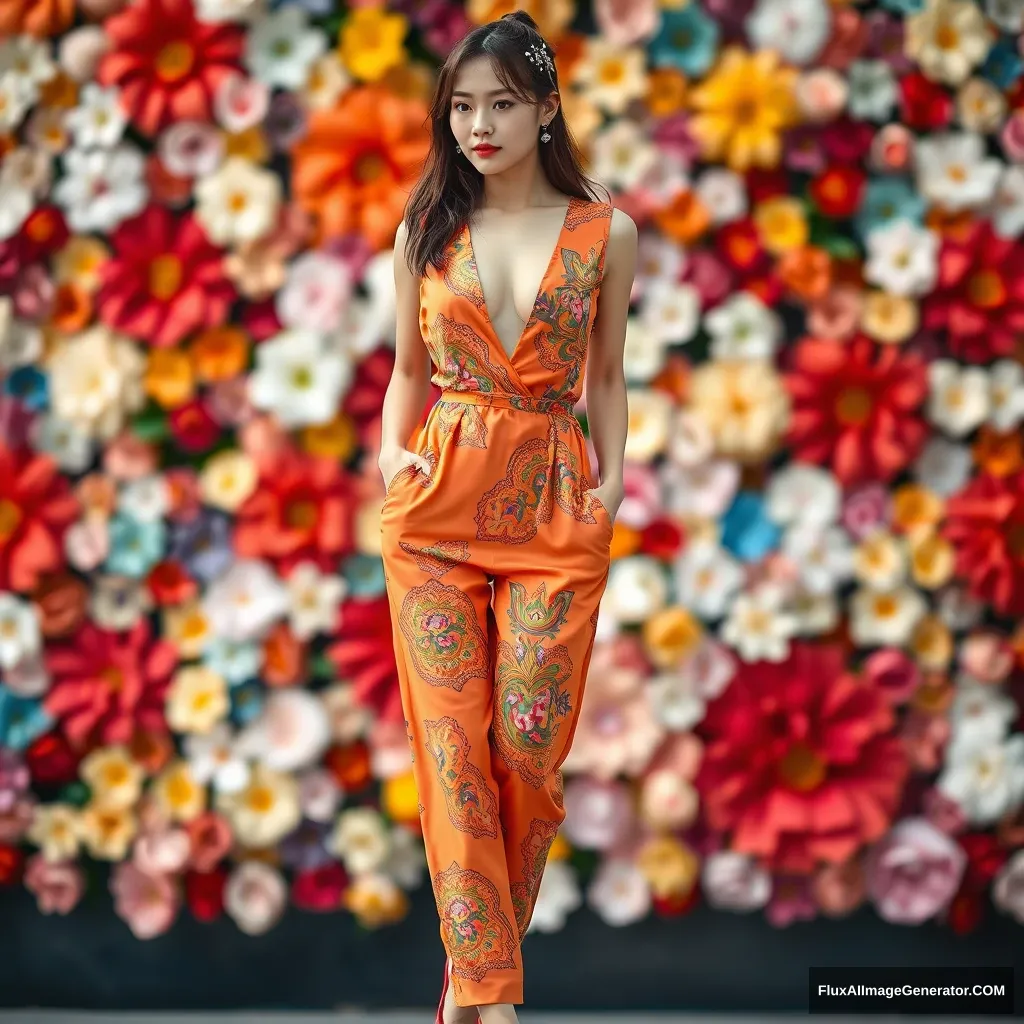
[524,41,555,82]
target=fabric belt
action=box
[438,389,575,417]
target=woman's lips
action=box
[473,145,500,156]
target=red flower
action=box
[715,218,768,275]
[820,117,874,165]
[168,398,221,453]
[695,643,908,874]
[97,0,243,137]
[784,335,929,486]
[233,449,355,575]
[922,222,1024,363]
[0,444,78,593]
[0,845,25,887]
[898,71,954,131]
[97,205,235,348]
[24,731,80,786]
[17,205,69,263]
[44,621,178,748]
[943,470,1024,618]
[292,862,348,912]
[185,869,226,922]
[809,167,866,219]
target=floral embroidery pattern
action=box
[398,578,488,690]
[510,817,561,937]
[436,861,518,982]
[397,539,471,577]
[425,311,518,398]
[424,716,500,839]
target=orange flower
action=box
[466,0,574,38]
[290,86,430,250]
[0,0,73,37]
[778,245,833,302]
[190,327,249,383]
[972,426,1023,477]
[325,740,372,792]
[144,349,195,410]
[47,282,92,334]
[262,622,306,687]
[646,67,689,118]
[39,69,78,108]
[653,189,711,245]
[301,414,358,461]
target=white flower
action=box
[297,767,341,823]
[184,722,250,794]
[663,459,739,519]
[30,415,94,474]
[47,326,146,441]
[990,166,1024,240]
[0,300,41,370]
[235,689,331,774]
[745,0,832,66]
[0,71,34,133]
[52,146,148,233]
[993,849,1024,925]
[701,851,771,912]
[194,156,281,246]
[937,735,1024,826]
[0,145,51,199]
[195,0,264,22]
[864,219,939,297]
[0,179,33,240]
[118,475,170,524]
[331,248,395,358]
[649,638,735,731]
[915,133,1002,212]
[244,6,327,90]
[765,463,841,528]
[704,291,781,361]
[693,168,747,225]
[64,84,127,148]
[586,858,651,927]
[213,72,270,133]
[988,360,1024,432]
[158,121,225,178]
[906,0,991,86]
[853,530,907,591]
[527,860,582,934]
[216,763,301,848]
[224,860,287,935]
[639,280,701,347]
[674,541,745,621]
[275,251,353,334]
[913,437,973,497]
[0,593,41,671]
[571,39,648,116]
[623,387,674,462]
[286,562,347,641]
[946,681,1017,759]
[782,523,854,595]
[589,119,660,191]
[849,585,928,647]
[302,52,351,111]
[202,560,289,643]
[249,328,350,428]
[329,806,391,875]
[789,587,840,636]
[846,60,897,122]
[603,556,670,626]
[927,359,989,437]
[635,233,687,302]
[383,824,426,890]
[720,584,799,663]
[985,0,1024,32]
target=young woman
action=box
[378,11,637,1024]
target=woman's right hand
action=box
[379,445,431,491]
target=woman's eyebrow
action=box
[452,89,511,97]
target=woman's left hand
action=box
[587,481,623,522]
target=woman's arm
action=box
[379,219,434,481]
[584,207,638,514]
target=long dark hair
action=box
[403,10,609,277]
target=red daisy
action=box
[97,0,243,137]
[696,643,908,875]
[784,334,928,486]
[233,449,356,576]
[943,470,1024,618]
[44,621,179,749]
[0,444,78,594]
[96,205,235,348]
[922,221,1024,364]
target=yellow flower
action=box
[223,126,269,164]
[80,746,144,810]
[753,196,808,255]
[861,290,919,345]
[910,614,954,671]
[892,484,944,539]
[382,771,420,824]
[52,237,108,292]
[27,803,81,863]
[344,872,409,927]
[689,46,799,171]
[910,532,956,590]
[547,832,571,862]
[466,0,574,37]
[643,606,703,669]
[144,348,195,410]
[853,530,905,589]
[163,599,212,660]
[338,8,409,83]
[636,835,699,899]
[199,449,258,512]
[301,413,357,460]
[166,665,230,735]
[152,760,208,823]
[645,67,689,118]
[78,800,138,861]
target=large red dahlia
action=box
[97,0,243,137]
[696,643,908,874]
[97,205,235,348]
[44,621,179,749]
[0,445,78,594]
[943,470,1024,618]
[784,335,928,486]
[922,221,1024,364]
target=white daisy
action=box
[286,562,347,641]
[764,463,841,529]
[639,279,701,347]
[64,83,127,148]
[674,541,745,621]
[704,291,781,361]
[745,0,832,66]
[988,360,1024,432]
[915,132,1002,212]
[853,529,908,591]
[720,583,799,663]
[603,555,670,626]
[52,146,148,234]
[193,156,281,246]
[635,233,687,301]
[693,168,747,226]
[864,219,939,297]
[0,71,34,133]
[782,523,854,595]
[184,722,250,794]
[927,359,989,437]
[849,585,928,647]
[906,0,991,87]
[202,560,289,644]
[589,119,660,192]
[243,6,327,90]
[788,586,840,636]
[0,593,41,671]
[30,415,94,474]
[0,180,33,240]
[0,34,55,96]
[937,735,1024,827]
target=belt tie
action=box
[438,389,575,417]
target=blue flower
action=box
[342,553,386,598]
[105,514,166,579]
[0,686,54,751]
[982,40,1023,91]
[203,638,262,686]
[3,367,48,412]
[648,4,719,78]
[720,491,781,563]
[879,0,923,11]
[169,510,233,585]
[854,177,925,241]
[230,680,265,727]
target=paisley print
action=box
[510,817,561,937]
[396,538,471,577]
[424,716,499,839]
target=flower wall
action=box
[1,0,1024,942]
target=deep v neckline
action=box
[463,196,575,365]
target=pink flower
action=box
[922,787,967,836]
[701,851,771,912]
[186,811,233,873]
[102,432,158,480]
[110,861,180,939]
[864,648,920,705]
[959,631,1014,683]
[806,286,864,342]
[864,818,966,925]
[840,483,890,541]
[134,823,191,876]
[869,123,914,173]
[158,122,224,179]
[993,851,1024,925]
[213,72,270,134]
[1000,110,1024,164]
[683,250,734,309]
[812,859,866,917]
[24,855,85,915]
[768,873,817,927]
[64,518,110,574]
[562,776,635,851]
[593,0,659,46]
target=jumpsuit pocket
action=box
[382,464,417,506]
[586,489,615,538]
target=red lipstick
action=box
[472,144,501,157]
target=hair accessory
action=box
[524,41,555,83]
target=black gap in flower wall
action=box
[1,884,1022,1013]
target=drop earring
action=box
[540,123,551,143]
[456,144,462,153]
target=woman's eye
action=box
[495,101,513,110]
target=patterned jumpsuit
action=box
[380,196,615,1007]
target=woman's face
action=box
[449,55,557,174]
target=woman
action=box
[378,11,636,1024]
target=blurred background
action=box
[1,0,1024,1017]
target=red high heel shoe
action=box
[436,957,482,1024]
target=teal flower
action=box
[648,4,719,78]
[0,686,54,751]
[854,178,925,242]
[104,514,166,578]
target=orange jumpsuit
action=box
[380,196,615,1008]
